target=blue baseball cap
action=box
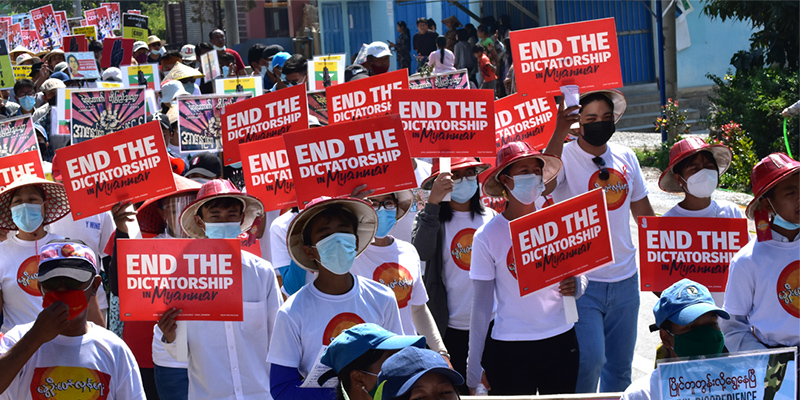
[376,347,463,400]
[49,71,71,82]
[653,279,730,329]
[320,323,425,375]
[270,52,291,70]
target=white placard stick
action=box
[440,157,451,202]
[564,296,578,324]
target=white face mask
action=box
[213,45,226,52]
[681,168,718,198]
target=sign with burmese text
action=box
[241,136,297,211]
[0,151,44,191]
[117,238,244,321]
[56,122,177,220]
[283,115,416,206]
[392,89,495,157]
[494,93,557,152]
[510,188,613,296]
[510,18,622,95]
[179,93,251,153]
[638,216,749,292]
[326,69,409,124]
[221,84,307,165]
[0,116,39,157]
[70,87,146,144]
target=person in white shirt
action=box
[268,196,404,400]
[0,239,145,399]
[545,89,655,392]
[467,141,587,395]
[157,179,283,400]
[428,36,457,75]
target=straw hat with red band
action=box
[138,174,202,235]
[745,153,800,219]
[420,157,490,191]
[482,141,563,197]
[287,196,377,272]
[179,179,264,239]
[0,175,70,230]
[658,137,733,193]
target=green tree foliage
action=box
[139,0,167,40]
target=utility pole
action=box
[224,0,240,46]
[663,0,678,140]
[72,0,81,18]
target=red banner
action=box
[392,89,495,157]
[117,238,243,321]
[494,93,557,152]
[510,18,622,95]
[510,188,613,296]
[56,121,177,220]
[221,84,307,165]
[101,37,133,69]
[283,115,416,207]
[0,151,44,191]
[62,34,88,52]
[638,216,749,292]
[241,136,296,211]
[326,69,409,124]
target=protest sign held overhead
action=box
[179,93,251,153]
[494,93,557,152]
[30,5,61,49]
[13,66,32,81]
[510,188,613,296]
[283,115,416,206]
[408,69,470,90]
[0,116,39,158]
[62,34,88,52]
[66,52,100,80]
[392,89,495,157]
[241,136,297,211]
[0,40,13,89]
[117,238,244,321]
[307,91,328,125]
[56,121,177,220]
[55,10,70,38]
[101,2,121,31]
[122,13,148,41]
[101,37,133,69]
[71,87,146,144]
[638,216,749,292]
[511,18,622,95]
[122,64,160,90]
[200,51,221,81]
[326,69,409,124]
[72,26,97,42]
[308,54,345,91]
[0,151,44,191]
[7,24,22,51]
[221,84,307,165]
[21,30,43,53]
[214,76,263,98]
[85,7,112,41]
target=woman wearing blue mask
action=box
[467,141,587,395]
[411,157,493,394]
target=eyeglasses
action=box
[592,156,610,181]
[452,175,478,184]
[369,199,397,211]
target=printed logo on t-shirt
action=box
[481,195,507,214]
[373,263,414,308]
[777,260,800,318]
[587,168,629,211]
[450,228,476,271]
[506,248,517,280]
[17,255,41,296]
[31,366,112,399]
[322,312,365,345]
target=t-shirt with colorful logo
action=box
[552,142,648,282]
[0,322,145,399]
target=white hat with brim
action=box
[0,175,70,230]
[10,46,35,58]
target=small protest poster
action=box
[30,5,61,49]
[638,216,749,292]
[122,65,160,91]
[56,121,177,219]
[66,52,100,80]
[55,88,77,135]
[178,93,251,153]
[55,11,70,39]
[283,115,417,206]
[241,136,297,211]
[21,30,43,54]
[70,87,146,144]
[117,238,244,321]
[308,54,345,91]
[101,37,133,69]
[62,34,88,52]
[392,89,495,157]
[7,23,22,51]
[0,151,45,191]
[122,13,148,41]
[214,76,263,98]
[0,40,14,89]
[128,10,141,15]
[0,21,8,47]
[510,188,613,296]
[326,69,409,124]
[494,93,557,152]
[657,348,797,400]
[307,90,328,125]
[200,51,221,82]
[0,116,39,157]
[72,26,97,43]
[510,18,622,95]
[408,69,470,90]
[85,7,112,40]
[221,84,307,165]
[100,2,121,31]
[13,66,32,81]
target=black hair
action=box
[416,17,427,26]
[302,205,359,246]
[456,28,468,42]
[436,36,446,63]
[477,24,490,35]
[472,44,485,55]
[11,184,46,203]
[579,92,614,113]
[209,29,224,41]
[438,167,486,223]
[336,349,385,400]
[282,54,308,76]
[219,52,235,66]
[397,21,410,37]
[162,50,182,62]
[248,43,266,66]
[427,19,436,31]
[196,42,214,56]
[197,197,243,217]
[67,54,78,64]
[13,79,34,96]
[672,151,718,177]
[88,40,103,52]
[465,23,478,40]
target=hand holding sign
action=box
[494,94,557,153]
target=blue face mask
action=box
[769,199,800,230]
[222,66,230,77]
[182,81,195,94]
[506,173,544,205]
[19,95,36,111]
[11,203,44,232]
[204,222,241,239]
[451,179,478,203]
[375,208,397,238]
[314,232,357,275]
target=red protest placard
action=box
[392,89,495,157]
[326,69,409,124]
[510,18,622,95]
[101,37,133,69]
[638,216,749,292]
[56,121,177,220]
[0,151,44,191]
[510,188,613,296]
[62,34,88,52]
[117,238,244,321]
[241,136,296,211]
[494,93,557,153]
[283,115,416,207]
[221,84,307,165]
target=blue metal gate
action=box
[481,0,540,30]
[393,1,428,73]
[321,2,345,55]
[347,1,372,58]
[441,1,475,27]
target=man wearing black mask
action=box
[545,89,655,394]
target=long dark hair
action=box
[436,35,447,63]
[397,21,410,37]
[438,189,485,223]
[336,349,385,400]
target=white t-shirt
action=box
[390,160,432,244]
[552,142,649,282]
[0,232,64,333]
[723,232,800,349]
[258,209,281,263]
[0,322,145,400]
[428,49,457,74]
[351,238,428,335]
[662,199,744,218]
[269,211,315,286]
[442,210,495,329]
[622,370,658,400]
[267,275,403,377]
[470,214,574,341]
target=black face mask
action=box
[581,120,616,147]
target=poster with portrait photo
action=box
[66,52,100,80]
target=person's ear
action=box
[90,275,101,295]
[302,245,317,262]
[350,370,370,393]
[499,174,514,191]
[193,215,205,231]
[674,173,686,190]
[759,197,774,214]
